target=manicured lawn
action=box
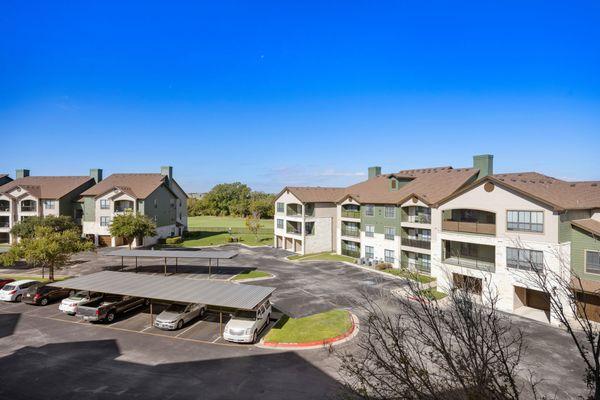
[0,274,73,283]
[181,231,272,247]
[382,268,436,284]
[188,216,273,229]
[265,309,352,344]
[231,269,273,281]
[288,252,356,263]
[418,288,448,301]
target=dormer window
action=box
[391,179,397,190]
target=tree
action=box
[1,226,94,281]
[186,183,275,218]
[245,212,263,241]
[338,278,543,400]
[249,191,276,219]
[10,215,79,239]
[109,212,157,249]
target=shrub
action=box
[165,236,182,245]
[374,262,392,271]
[227,236,239,243]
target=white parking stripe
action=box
[141,325,154,332]
[175,316,206,337]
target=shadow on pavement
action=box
[0,313,20,339]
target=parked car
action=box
[0,280,39,302]
[0,278,15,290]
[59,291,103,315]
[75,294,149,323]
[154,303,206,330]
[22,283,73,306]
[223,301,272,344]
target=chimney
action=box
[161,166,173,182]
[90,168,103,183]
[368,166,382,179]
[473,154,493,180]
[16,169,30,179]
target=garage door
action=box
[525,289,550,311]
[575,291,600,323]
[98,235,111,247]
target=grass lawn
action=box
[188,216,273,229]
[382,268,436,284]
[231,269,273,281]
[181,231,272,247]
[0,274,73,283]
[418,288,448,301]
[265,309,352,344]
[288,252,356,263]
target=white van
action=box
[223,301,272,344]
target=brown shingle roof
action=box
[279,187,347,203]
[0,176,94,199]
[80,174,168,199]
[571,219,600,237]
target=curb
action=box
[257,312,359,351]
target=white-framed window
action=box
[100,199,110,210]
[365,205,374,216]
[100,216,111,227]
[276,219,284,229]
[421,229,431,241]
[154,199,158,209]
[506,247,544,272]
[384,226,395,240]
[276,202,284,213]
[384,206,396,218]
[586,250,600,275]
[43,200,55,209]
[305,222,315,235]
[384,249,395,263]
[365,246,374,259]
[507,211,543,233]
[365,224,375,237]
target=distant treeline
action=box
[187,182,275,219]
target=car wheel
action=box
[40,297,48,306]
[15,294,22,302]
[177,320,183,330]
[252,330,257,344]
[106,311,116,323]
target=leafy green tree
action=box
[10,215,79,239]
[109,212,157,249]
[245,212,263,240]
[1,226,94,281]
[197,182,252,216]
[249,192,276,219]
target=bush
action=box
[165,236,182,245]
[374,262,392,271]
[227,236,239,243]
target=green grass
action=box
[418,288,448,301]
[188,216,273,229]
[181,231,272,247]
[265,309,352,344]
[0,274,73,283]
[231,269,273,281]
[288,252,356,263]
[382,268,436,284]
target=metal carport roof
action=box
[49,271,275,310]
[106,249,237,259]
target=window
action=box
[365,205,374,216]
[276,219,284,229]
[384,206,396,218]
[100,199,110,210]
[391,179,397,190]
[100,216,111,227]
[420,229,431,241]
[586,251,600,275]
[506,247,544,272]
[305,222,315,235]
[43,200,55,209]
[384,249,395,263]
[384,226,395,240]
[507,211,543,233]
[154,199,158,209]
[365,246,374,259]
[276,202,284,213]
[365,224,375,237]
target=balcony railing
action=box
[401,238,431,250]
[401,260,431,274]
[341,228,360,237]
[443,255,496,273]
[286,228,302,235]
[442,220,496,235]
[341,210,361,219]
[404,214,431,224]
[20,206,37,212]
[342,248,360,258]
[0,221,10,228]
[286,211,302,217]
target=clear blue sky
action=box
[1,1,599,193]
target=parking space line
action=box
[175,316,206,337]
[141,325,154,332]
[211,336,220,343]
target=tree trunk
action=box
[595,375,600,400]
[49,265,54,281]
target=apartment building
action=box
[0,169,97,244]
[80,166,188,247]
[273,154,600,324]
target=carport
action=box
[107,249,238,277]
[49,271,275,336]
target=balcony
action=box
[442,209,496,236]
[401,206,431,224]
[20,201,37,213]
[401,259,431,274]
[442,240,496,273]
[341,228,360,238]
[402,238,431,250]
[341,247,360,258]
[0,217,9,228]
[286,204,303,218]
[341,210,361,219]
[114,200,134,213]
[286,220,302,236]
[0,201,9,212]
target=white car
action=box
[223,301,272,344]
[0,280,39,302]
[154,303,206,330]
[59,291,103,315]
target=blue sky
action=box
[1,1,599,193]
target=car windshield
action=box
[70,291,89,300]
[2,285,15,291]
[233,310,257,320]
[166,304,187,313]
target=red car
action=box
[0,278,15,290]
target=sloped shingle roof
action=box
[80,173,168,199]
[280,187,347,203]
[0,176,94,199]
[571,219,600,236]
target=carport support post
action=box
[219,311,223,337]
[164,257,167,276]
[121,256,124,271]
[135,257,138,273]
[149,300,153,326]
[175,258,178,274]
[208,259,212,279]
